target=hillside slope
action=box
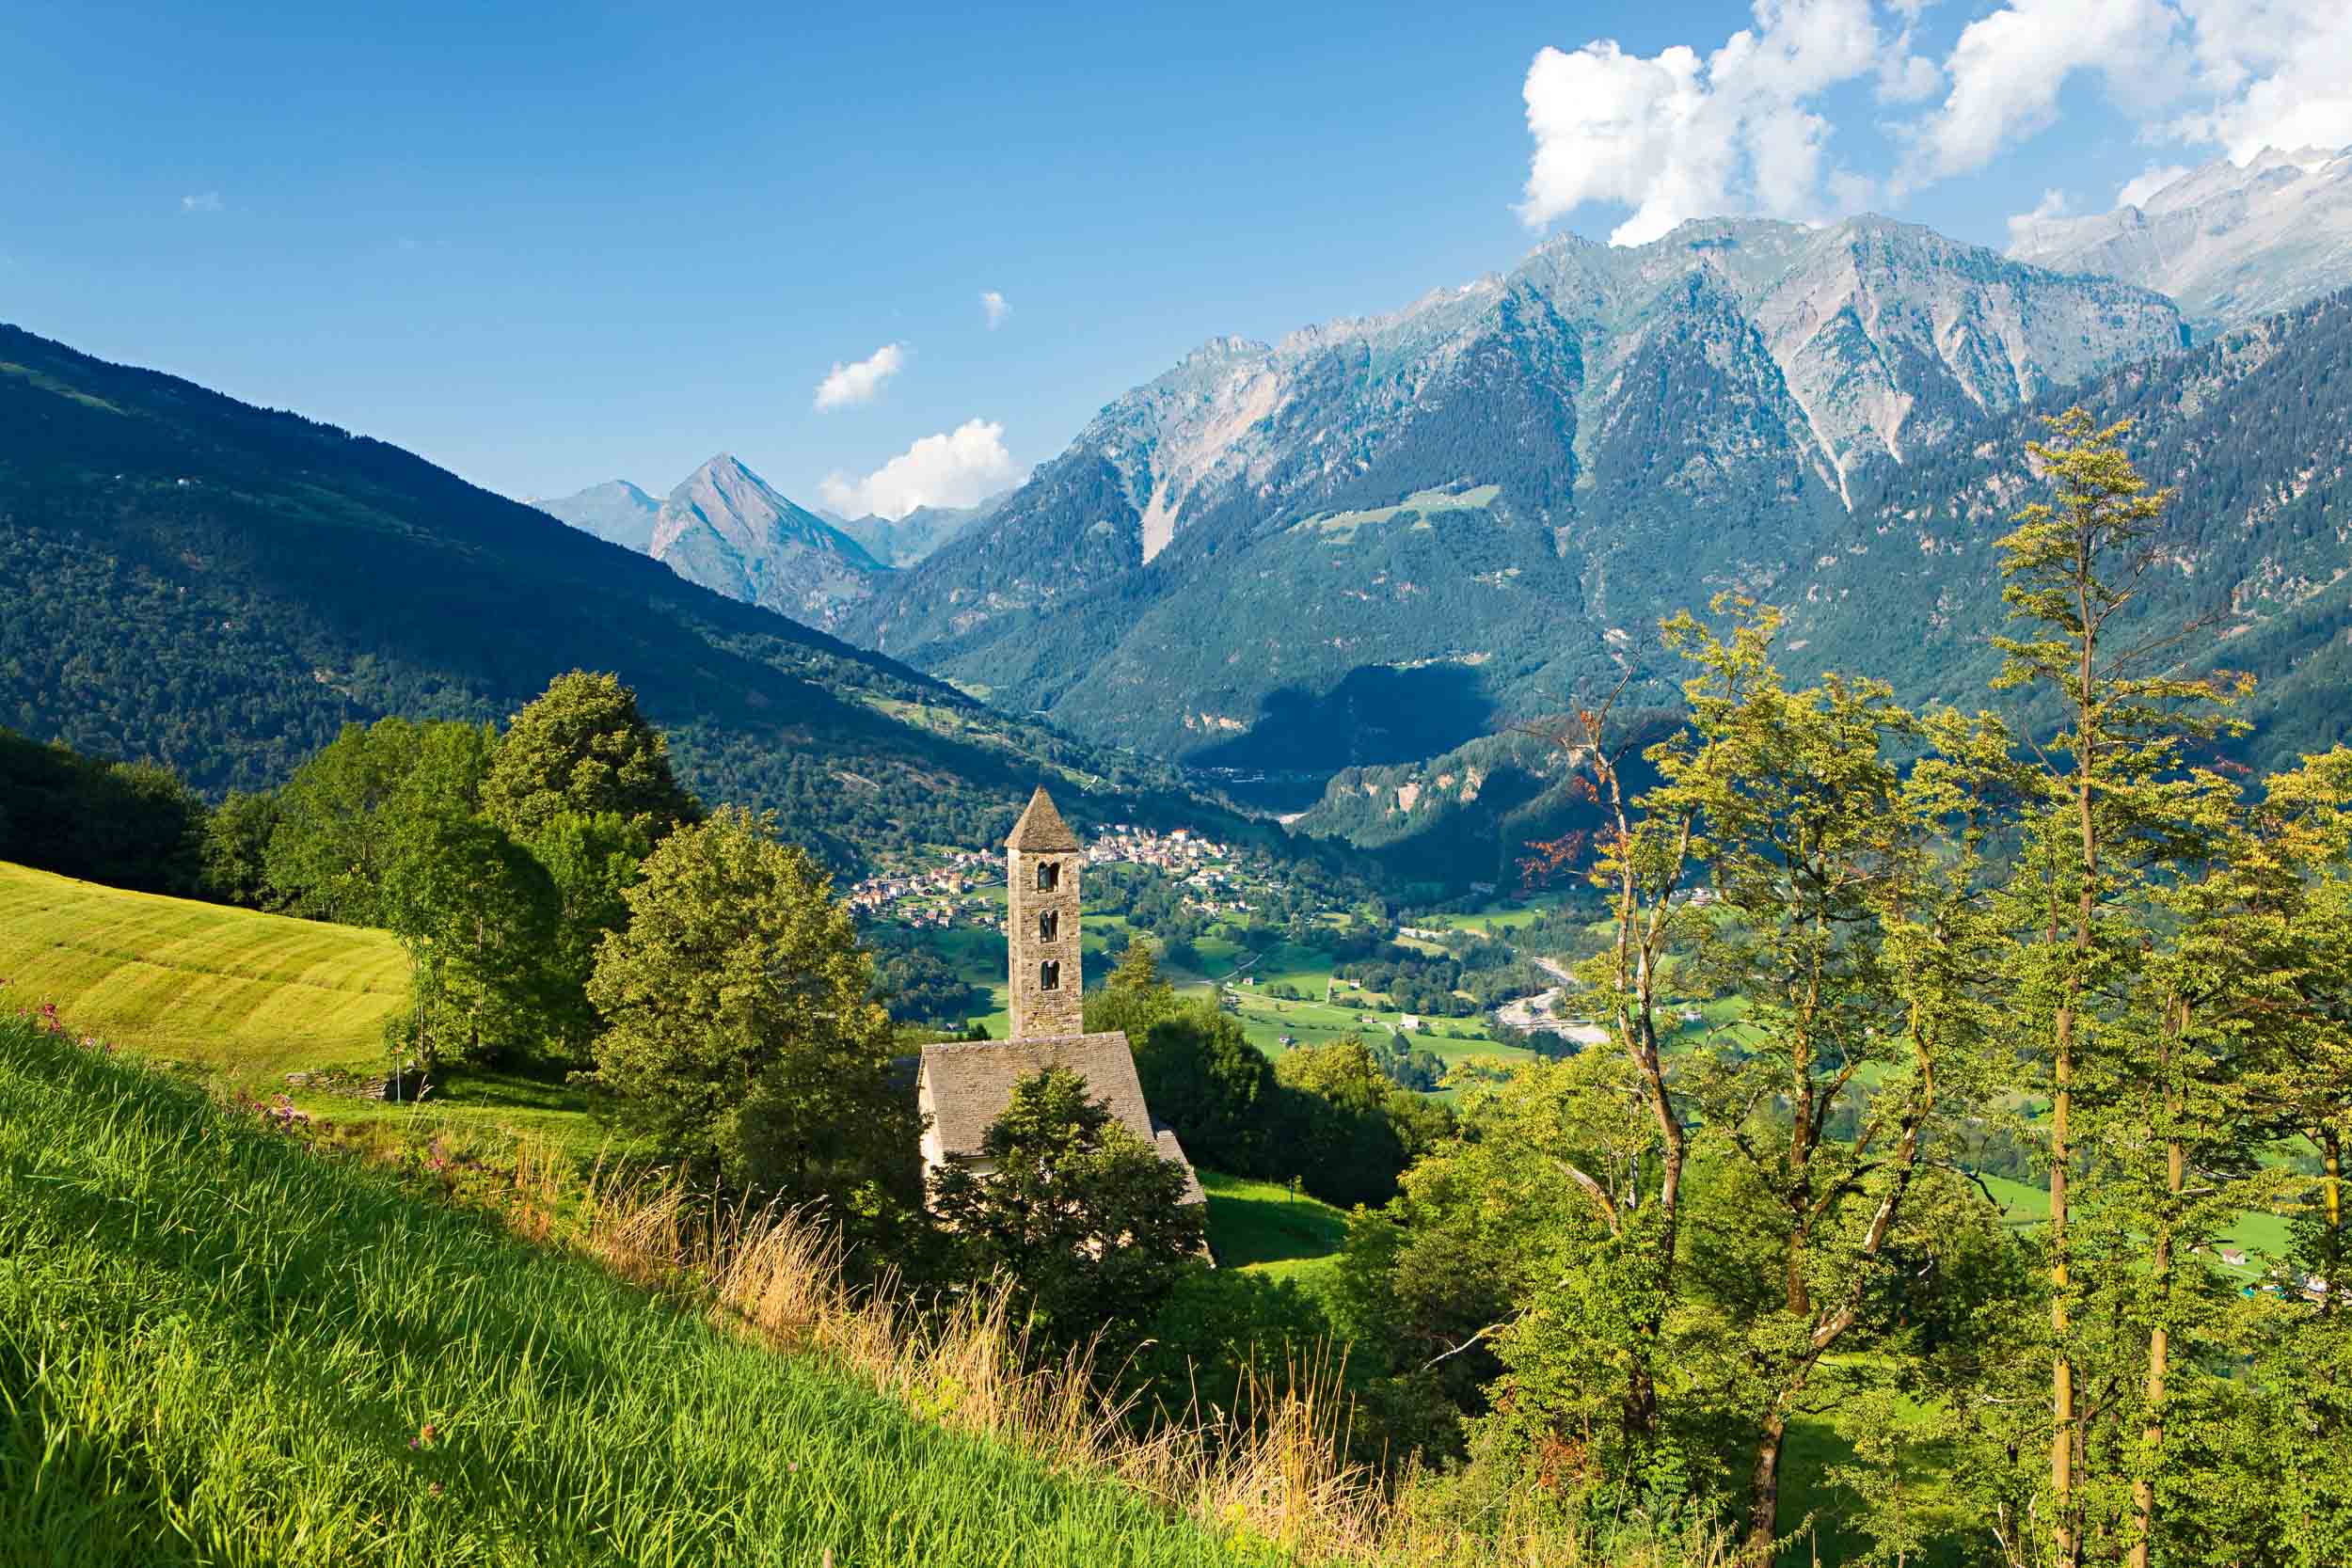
[841,216,2182,773]
[0,861,404,1080]
[0,324,1197,871]
[0,1013,1294,1568]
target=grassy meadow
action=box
[1200,1172,1350,1291]
[0,860,405,1080]
[0,1011,1304,1568]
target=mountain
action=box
[832,495,1002,568]
[531,479,660,551]
[531,457,891,632]
[1779,284,2352,772]
[645,454,887,632]
[840,215,2185,774]
[2008,147,2352,335]
[0,323,1274,874]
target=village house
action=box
[914,786,1204,1205]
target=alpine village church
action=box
[914,786,1205,1207]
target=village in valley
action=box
[845,808,1621,1088]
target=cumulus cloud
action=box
[180,191,222,214]
[981,290,1010,328]
[1911,0,2178,181]
[1517,0,2352,249]
[2162,0,2352,161]
[1518,0,1886,245]
[1911,0,2352,184]
[2116,162,2193,207]
[819,419,1019,521]
[812,342,906,411]
[2005,186,2074,249]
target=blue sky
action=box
[3,1,2343,515]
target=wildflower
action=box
[427,1482,444,1498]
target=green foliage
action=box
[263,717,488,925]
[928,1068,1207,1345]
[583,806,909,1207]
[1269,1039,1434,1211]
[199,786,281,906]
[517,810,650,1061]
[480,671,699,841]
[0,726,207,895]
[380,806,559,1074]
[1132,1002,1278,1174]
[866,927,988,1025]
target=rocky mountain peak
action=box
[2008,145,2352,331]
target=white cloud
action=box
[1517,0,1885,245]
[1910,0,2352,188]
[981,290,1010,328]
[819,419,1019,521]
[2162,0,2352,161]
[1910,0,2175,182]
[2116,162,2192,207]
[180,191,222,214]
[813,342,906,411]
[2005,186,2074,249]
[1877,52,1942,104]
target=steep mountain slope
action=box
[841,217,2182,772]
[2009,147,2352,334]
[1782,286,2352,770]
[0,324,1232,872]
[532,458,890,631]
[646,453,886,631]
[532,478,660,550]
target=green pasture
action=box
[1200,1170,1349,1290]
[0,861,405,1083]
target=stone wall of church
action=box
[1007,847,1083,1038]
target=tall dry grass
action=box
[509,1142,1735,1568]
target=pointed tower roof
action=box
[1006,786,1080,851]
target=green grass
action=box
[0,861,405,1084]
[0,1012,1295,1567]
[1200,1171,1350,1288]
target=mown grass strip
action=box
[0,862,405,1080]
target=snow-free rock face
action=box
[532,480,661,552]
[839,216,2185,769]
[645,454,885,631]
[2008,147,2352,333]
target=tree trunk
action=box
[2128,999,2185,1568]
[1747,1402,1792,1565]
[2325,1126,2344,1319]
[2053,590,2097,1568]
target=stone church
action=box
[915,786,1203,1203]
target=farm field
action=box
[0,861,405,1082]
[1975,1170,2301,1259]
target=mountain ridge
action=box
[839,214,2186,772]
[2009,145,2352,335]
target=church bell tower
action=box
[1006,785,1083,1038]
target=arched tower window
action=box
[1040,960,1061,991]
[1036,859,1060,892]
[1039,910,1059,942]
